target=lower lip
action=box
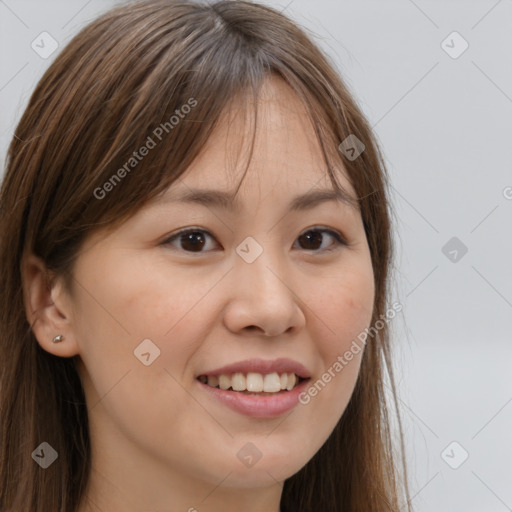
[197,378,310,418]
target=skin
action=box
[23,76,375,512]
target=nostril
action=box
[244,326,268,336]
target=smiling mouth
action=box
[197,372,307,395]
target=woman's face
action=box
[61,77,375,499]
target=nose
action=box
[222,245,306,338]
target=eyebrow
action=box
[159,187,360,212]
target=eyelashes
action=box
[163,226,349,255]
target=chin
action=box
[217,461,304,488]
[218,445,309,487]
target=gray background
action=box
[1,0,511,510]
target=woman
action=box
[0,0,412,510]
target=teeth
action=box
[207,375,219,387]
[219,374,231,390]
[231,373,246,391]
[246,372,263,392]
[286,373,296,390]
[199,371,301,392]
[263,372,281,392]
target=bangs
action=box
[39,0,360,243]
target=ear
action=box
[21,252,80,358]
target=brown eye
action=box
[164,227,347,255]
[295,228,347,252]
[165,229,218,253]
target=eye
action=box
[294,227,348,252]
[163,228,219,253]
[163,226,348,254]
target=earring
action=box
[52,334,64,343]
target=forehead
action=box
[154,76,359,211]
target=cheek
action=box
[120,266,220,344]
[72,253,217,404]
[78,250,216,337]
[312,263,375,356]
[296,269,374,433]
[73,258,215,445]
[301,258,374,410]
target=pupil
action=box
[299,231,321,250]
[180,230,323,252]
[182,232,205,251]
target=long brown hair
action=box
[0,1,412,510]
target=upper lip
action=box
[198,358,311,379]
